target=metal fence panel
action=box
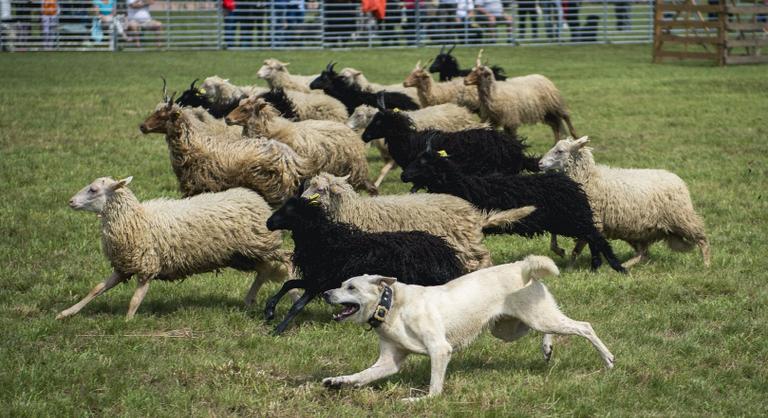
[0,0,655,51]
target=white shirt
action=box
[1,0,12,20]
[456,0,474,18]
[127,0,152,22]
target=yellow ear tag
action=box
[174,110,182,117]
[308,199,321,206]
[393,108,401,113]
[437,150,449,158]
[308,193,320,201]
[198,88,206,94]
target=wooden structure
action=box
[653,0,768,65]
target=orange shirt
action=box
[42,0,58,15]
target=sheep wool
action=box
[262,87,348,122]
[58,178,290,320]
[338,67,420,102]
[539,137,710,267]
[301,173,535,272]
[403,61,480,113]
[257,58,318,93]
[465,51,576,142]
[141,100,311,204]
[226,97,377,195]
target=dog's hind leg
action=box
[323,343,409,389]
[508,281,615,369]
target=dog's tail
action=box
[483,206,536,232]
[520,255,559,284]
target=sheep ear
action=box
[415,60,422,69]
[573,136,590,148]
[476,49,484,67]
[439,44,446,54]
[112,176,133,190]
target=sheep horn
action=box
[439,44,445,54]
[169,91,177,104]
[161,76,168,102]
[416,60,422,69]
[326,61,336,72]
[476,49,484,67]
[190,78,199,90]
[376,92,386,109]
[448,44,455,55]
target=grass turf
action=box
[0,45,766,416]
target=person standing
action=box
[125,0,162,47]
[517,0,537,39]
[41,0,59,49]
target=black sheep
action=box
[174,78,209,109]
[309,62,420,114]
[428,45,507,82]
[264,196,464,334]
[361,104,540,186]
[401,149,627,274]
[258,88,299,120]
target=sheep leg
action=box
[570,240,588,264]
[549,234,566,258]
[264,279,308,321]
[373,160,397,188]
[544,112,564,142]
[245,260,291,306]
[364,180,379,196]
[562,112,578,139]
[698,238,711,267]
[125,275,153,321]
[56,271,129,319]
[272,292,316,335]
[621,242,649,269]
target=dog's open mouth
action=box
[333,303,359,321]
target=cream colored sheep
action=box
[141,100,243,144]
[465,50,576,142]
[346,103,486,186]
[226,97,378,195]
[140,99,311,204]
[403,60,480,113]
[274,88,348,122]
[58,177,291,320]
[257,58,318,93]
[201,75,267,107]
[339,67,420,102]
[300,173,536,273]
[539,137,710,267]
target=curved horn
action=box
[161,76,168,102]
[376,92,386,109]
[190,78,199,89]
[439,44,445,54]
[416,60,422,69]
[169,91,177,104]
[476,49,484,67]
[448,44,456,54]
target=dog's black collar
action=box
[367,285,393,329]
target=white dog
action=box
[322,255,614,401]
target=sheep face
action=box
[464,65,494,86]
[400,149,452,188]
[361,109,410,143]
[403,63,430,88]
[140,102,178,134]
[175,79,208,109]
[428,48,458,75]
[69,177,132,213]
[257,59,289,80]
[199,76,230,102]
[539,137,590,172]
[346,106,377,130]
[224,96,261,126]
[300,173,352,206]
[266,197,323,232]
[309,62,337,90]
[338,67,362,87]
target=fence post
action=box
[270,0,276,48]
[415,0,422,46]
[216,0,223,50]
[164,0,171,49]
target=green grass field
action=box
[1,45,767,416]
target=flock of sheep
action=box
[58,47,711,372]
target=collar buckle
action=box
[372,306,388,322]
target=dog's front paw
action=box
[322,376,352,389]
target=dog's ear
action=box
[377,276,397,287]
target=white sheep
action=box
[300,173,536,273]
[464,50,576,142]
[403,60,481,113]
[346,104,486,186]
[263,87,348,122]
[58,177,292,320]
[140,99,312,204]
[256,58,318,93]
[538,136,711,267]
[226,96,378,195]
[338,67,420,102]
